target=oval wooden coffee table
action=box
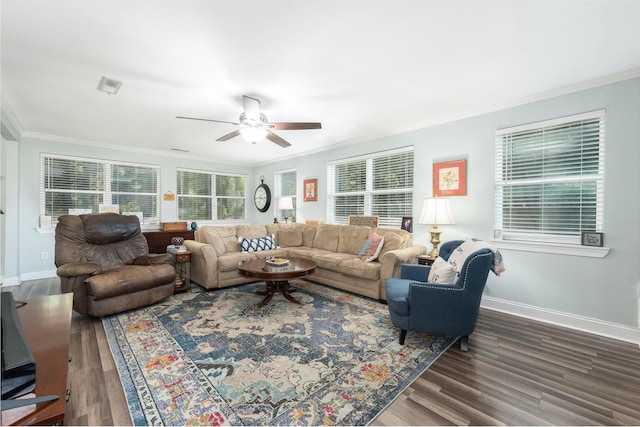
[238,257,316,307]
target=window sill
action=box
[35,227,54,234]
[491,240,610,258]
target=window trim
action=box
[275,168,297,221]
[176,167,248,223]
[40,153,161,227]
[327,146,414,227]
[494,110,609,256]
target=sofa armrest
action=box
[184,239,219,289]
[133,253,172,265]
[56,262,101,278]
[378,245,427,299]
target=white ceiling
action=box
[2,1,639,167]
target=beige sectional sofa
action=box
[184,222,426,301]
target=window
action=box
[177,169,246,221]
[275,170,296,221]
[327,147,414,227]
[40,154,160,224]
[494,110,605,245]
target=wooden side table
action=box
[171,251,191,293]
[417,255,436,266]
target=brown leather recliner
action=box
[55,213,176,316]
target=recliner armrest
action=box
[133,253,172,265]
[56,262,101,277]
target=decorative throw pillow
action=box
[358,232,384,262]
[427,256,457,284]
[238,234,277,252]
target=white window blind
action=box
[177,169,246,221]
[327,147,414,227]
[40,154,160,224]
[494,110,605,244]
[275,170,297,220]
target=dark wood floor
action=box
[5,278,640,426]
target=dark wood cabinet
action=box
[143,230,195,253]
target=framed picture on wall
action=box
[401,216,413,233]
[433,159,467,196]
[304,178,318,202]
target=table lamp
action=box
[418,198,456,258]
[280,196,294,223]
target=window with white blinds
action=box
[40,154,160,224]
[176,169,246,221]
[494,110,605,244]
[327,147,414,227]
[275,170,296,220]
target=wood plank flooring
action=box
[4,278,640,426]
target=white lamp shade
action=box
[280,196,294,210]
[418,198,456,225]
[240,127,268,143]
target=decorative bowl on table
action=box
[266,257,289,266]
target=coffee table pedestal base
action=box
[255,281,301,307]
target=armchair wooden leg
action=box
[459,336,469,352]
[399,329,407,345]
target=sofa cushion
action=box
[313,224,341,252]
[339,258,380,281]
[278,229,303,247]
[85,264,176,299]
[238,234,277,252]
[218,252,255,272]
[302,227,316,247]
[338,225,371,255]
[236,224,269,239]
[287,247,331,260]
[427,256,457,284]
[312,252,356,271]
[222,236,240,253]
[358,232,384,262]
[199,226,236,256]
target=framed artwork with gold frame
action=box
[433,159,467,196]
[303,178,318,202]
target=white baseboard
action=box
[1,270,57,287]
[20,270,58,282]
[481,296,640,346]
[1,276,20,286]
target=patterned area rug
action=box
[102,281,457,426]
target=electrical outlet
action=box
[40,251,49,260]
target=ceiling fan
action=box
[176,95,322,147]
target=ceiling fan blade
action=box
[270,122,322,130]
[265,131,291,147]
[217,129,242,141]
[176,116,240,125]
[242,95,261,122]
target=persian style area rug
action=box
[102,281,457,426]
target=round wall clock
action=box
[254,176,271,212]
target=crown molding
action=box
[20,131,251,168]
[1,95,24,139]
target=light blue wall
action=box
[4,77,639,330]
[254,78,640,328]
[14,138,252,277]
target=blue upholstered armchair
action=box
[384,240,494,351]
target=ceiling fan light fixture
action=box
[240,127,268,144]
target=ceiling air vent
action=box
[97,76,122,95]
